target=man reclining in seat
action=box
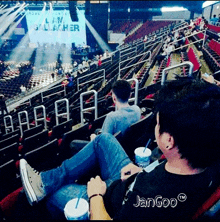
[70,79,141,153]
[19,78,220,220]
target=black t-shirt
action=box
[104,161,220,221]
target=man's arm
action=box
[90,195,111,220]
[87,176,112,220]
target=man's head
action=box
[154,78,220,169]
[213,14,216,18]
[112,80,131,104]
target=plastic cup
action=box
[134,147,152,168]
[64,198,89,220]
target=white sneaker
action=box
[19,159,46,206]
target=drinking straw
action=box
[75,190,82,209]
[143,138,151,153]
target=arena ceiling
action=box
[109,1,205,13]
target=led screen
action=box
[25,9,86,46]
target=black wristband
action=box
[89,193,103,201]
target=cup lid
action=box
[64,198,89,218]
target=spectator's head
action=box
[112,80,131,104]
[213,14,216,18]
[154,78,220,169]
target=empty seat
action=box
[21,130,49,154]
[50,119,73,140]
[22,124,44,141]
[0,142,18,165]
[1,129,20,140]
[0,134,19,149]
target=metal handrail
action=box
[120,49,137,62]
[34,105,47,129]
[172,24,189,33]
[54,98,69,125]
[80,90,98,125]
[77,69,105,91]
[161,61,194,85]
[18,110,30,137]
[127,78,139,105]
[173,22,188,30]
[169,30,207,53]
[119,50,151,78]
[168,29,207,48]
[3,115,14,134]
[41,85,66,102]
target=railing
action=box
[3,115,14,134]
[18,110,30,137]
[77,69,105,91]
[172,25,189,34]
[120,46,137,61]
[127,78,139,105]
[41,84,66,102]
[54,98,69,125]
[80,90,98,125]
[119,50,151,79]
[173,21,188,30]
[34,105,47,129]
[169,29,206,52]
[161,61,194,85]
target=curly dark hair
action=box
[154,78,220,169]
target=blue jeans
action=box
[41,133,132,219]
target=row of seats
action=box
[187,47,201,72]
[203,40,220,73]
[124,20,173,44]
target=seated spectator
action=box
[71,80,141,152]
[20,78,220,220]
[210,14,218,25]
[156,44,174,65]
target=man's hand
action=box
[90,133,97,141]
[121,163,142,181]
[87,175,107,198]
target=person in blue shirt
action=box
[73,80,141,151]
[210,14,218,25]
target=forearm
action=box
[90,196,112,220]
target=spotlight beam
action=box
[2,12,27,41]
[0,4,21,24]
[0,4,28,36]
[8,4,47,62]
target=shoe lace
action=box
[30,166,40,175]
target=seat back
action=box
[117,112,156,159]
[0,142,18,165]
[89,114,107,133]
[1,129,20,140]
[0,134,19,149]
[51,119,73,140]
[22,124,44,141]
[22,130,49,154]
[24,139,59,171]
[59,123,90,161]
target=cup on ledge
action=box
[134,147,152,168]
[64,198,89,220]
